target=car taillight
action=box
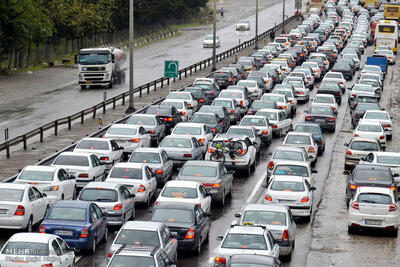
[379,135,385,140]
[308,147,315,153]
[329,117,335,122]
[180,111,186,115]
[332,107,336,111]
[268,161,274,170]
[185,228,195,239]
[81,228,89,238]
[154,201,159,206]
[100,156,109,161]
[262,130,268,135]
[290,100,294,104]
[248,109,254,115]
[279,105,287,109]
[199,99,205,103]
[39,225,45,233]
[215,257,227,264]
[155,169,163,175]
[14,205,25,216]
[241,73,244,77]
[305,115,311,121]
[128,138,140,143]
[282,229,289,242]
[390,204,398,212]
[350,184,357,190]
[228,78,233,82]
[240,100,243,106]
[138,184,146,192]
[113,203,123,210]
[383,124,391,128]
[271,124,278,128]
[163,117,174,122]
[230,109,235,114]
[236,149,247,155]
[265,194,272,201]
[301,196,310,203]
[354,134,359,137]
[346,150,352,155]
[108,253,113,259]
[208,148,215,153]
[254,89,258,93]
[198,138,205,143]
[78,173,89,178]
[351,201,359,210]
[202,183,221,188]
[41,264,53,267]
[183,154,192,158]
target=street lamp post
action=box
[282,0,286,33]
[254,0,259,49]
[212,0,217,71]
[126,0,135,113]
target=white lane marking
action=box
[75,256,82,263]
[0,121,9,127]
[246,171,267,203]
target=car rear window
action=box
[129,152,161,164]
[18,170,54,182]
[173,126,202,135]
[167,93,190,100]
[273,165,308,177]
[261,95,284,102]
[160,138,192,148]
[161,101,184,109]
[145,107,172,116]
[355,169,392,181]
[162,187,198,199]
[2,242,49,256]
[151,208,193,223]
[108,256,155,267]
[53,155,89,167]
[213,100,233,108]
[357,124,382,132]
[273,150,304,161]
[270,181,305,191]
[309,106,332,115]
[107,127,137,136]
[126,116,156,126]
[109,167,142,179]
[0,189,24,202]
[357,193,392,204]
[238,81,257,87]
[350,141,378,151]
[377,156,400,165]
[228,128,254,138]
[364,112,389,120]
[256,111,277,121]
[48,207,86,221]
[314,96,334,104]
[191,114,216,124]
[285,135,311,145]
[76,140,109,150]
[241,117,266,127]
[242,211,287,226]
[114,229,160,246]
[181,165,217,178]
[219,91,243,99]
[222,234,267,250]
[79,188,118,202]
[295,124,320,134]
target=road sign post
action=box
[164,60,179,91]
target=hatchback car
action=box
[190,112,224,135]
[159,136,203,167]
[239,115,273,146]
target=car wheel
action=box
[61,194,64,200]
[196,237,202,255]
[146,195,152,207]
[228,184,233,198]
[221,191,226,206]
[90,238,97,254]
[102,227,108,243]
[72,187,78,200]
[387,135,392,141]
[390,228,398,237]
[246,164,251,177]
[80,85,86,90]
[347,225,355,235]
[251,158,256,171]
[25,217,33,232]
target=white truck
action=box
[75,47,126,89]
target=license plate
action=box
[365,219,382,226]
[86,81,93,84]
[315,119,325,123]
[278,199,295,204]
[0,209,7,214]
[55,230,73,236]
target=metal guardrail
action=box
[0,15,296,157]
[2,15,298,182]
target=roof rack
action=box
[115,244,160,256]
[230,223,266,229]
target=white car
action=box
[237,80,261,99]
[286,79,310,102]
[263,176,315,222]
[261,93,291,116]
[322,71,346,91]
[353,120,386,145]
[359,152,400,178]
[283,132,318,166]
[301,62,322,80]
[0,183,48,232]
[256,109,292,137]
[348,187,399,236]
[266,146,309,177]
[73,137,123,170]
[52,152,106,188]
[272,88,298,117]
[203,34,220,48]
[218,89,250,112]
[161,99,193,121]
[236,20,250,31]
[166,91,198,110]
[105,162,157,206]
[360,73,383,88]
[155,181,212,213]
[103,124,151,157]
[239,115,272,145]
[362,110,393,140]
[312,94,338,114]
[269,160,317,186]
[349,84,375,103]
[171,122,214,153]
[0,233,75,267]
[14,165,76,203]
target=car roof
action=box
[257,108,281,113]
[242,115,266,120]
[109,124,141,129]
[295,122,321,128]
[286,131,312,137]
[134,147,163,153]
[22,165,58,172]
[121,220,164,231]
[113,162,144,169]
[84,182,119,190]
[356,186,393,195]
[350,137,379,143]
[175,122,204,128]
[80,137,108,142]
[52,200,90,208]
[184,160,220,167]
[274,146,306,152]
[229,225,266,235]
[57,151,92,157]
[358,120,382,126]
[275,160,309,167]
[9,233,55,243]
[130,114,157,118]
[243,203,289,213]
[165,180,201,188]
[354,164,391,171]
[229,254,276,265]
[272,175,306,182]
[370,151,400,157]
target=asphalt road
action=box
[0,0,301,143]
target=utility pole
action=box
[212,0,217,71]
[282,0,286,33]
[126,0,135,113]
[254,0,259,49]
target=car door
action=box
[267,231,280,257]
[145,167,157,197]
[219,165,231,198]
[199,185,212,213]
[56,237,74,267]
[91,155,105,181]
[120,186,135,218]
[94,204,107,240]
[28,187,41,224]
[139,127,151,147]
[59,169,74,199]
[279,111,291,133]
[160,226,177,261]
[33,187,48,221]
[204,126,213,146]
[194,205,209,244]
[110,140,123,163]
[192,138,203,159]
[89,204,101,245]
[50,239,65,267]
[161,150,173,180]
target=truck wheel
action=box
[80,85,86,90]
[108,75,115,89]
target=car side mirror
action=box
[234,213,241,218]
[343,170,350,175]
[312,170,318,174]
[228,170,235,175]
[344,143,349,147]
[311,186,316,191]
[217,236,224,241]
[42,193,47,197]
[130,193,136,198]
[118,146,124,150]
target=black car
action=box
[304,105,336,132]
[351,102,382,128]
[193,80,221,101]
[316,46,337,66]
[249,53,268,68]
[149,202,211,253]
[229,64,247,79]
[332,62,353,80]
[344,165,399,205]
[350,94,379,110]
[223,254,283,267]
[145,105,182,135]
[184,87,211,105]
[247,100,277,115]
[190,112,224,135]
[337,57,356,73]
[214,70,235,89]
[198,105,231,131]
[317,82,342,105]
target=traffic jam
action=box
[0,0,398,266]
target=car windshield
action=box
[167,93,190,100]
[108,256,155,267]
[18,170,54,182]
[222,234,267,250]
[314,96,334,104]
[242,211,287,226]
[309,106,332,115]
[109,167,142,179]
[114,229,160,246]
[270,180,305,191]
[160,138,192,148]
[162,187,198,199]
[76,140,109,150]
[173,126,202,135]
[0,189,24,202]
[151,208,193,223]
[2,242,49,256]
[364,112,389,120]
[256,111,277,121]
[295,124,320,134]
[355,169,392,181]
[228,128,254,138]
[357,193,392,205]
[79,188,118,202]
[261,95,284,102]
[273,165,308,176]
[107,127,137,136]
[274,150,304,161]
[350,141,378,151]
[161,101,183,109]
[191,114,216,124]
[194,83,212,90]
[241,117,266,127]
[181,165,217,177]
[129,152,161,163]
[285,135,311,145]
[215,72,230,79]
[127,116,156,126]
[48,207,86,221]
[53,155,89,167]
[213,100,233,108]
[357,124,382,132]
[79,53,109,65]
[377,156,400,165]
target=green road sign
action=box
[164,60,179,78]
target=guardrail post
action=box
[5,141,10,158]
[93,106,96,119]
[40,127,44,142]
[179,72,182,80]
[122,94,125,105]
[161,78,164,88]
[147,84,150,94]
[23,135,27,150]
[190,67,192,76]
[167,78,170,86]
[81,111,84,124]
[154,82,157,92]
[194,64,197,73]
[185,69,187,78]
[68,116,72,130]
[103,101,106,114]
[113,97,116,109]
[54,120,58,136]
[199,62,202,71]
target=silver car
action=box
[126,114,166,145]
[159,136,203,168]
[227,126,262,154]
[177,161,234,206]
[267,146,309,177]
[344,137,383,170]
[128,147,173,187]
[78,182,135,225]
[108,221,178,262]
[239,115,273,146]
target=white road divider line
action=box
[246,171,267,203]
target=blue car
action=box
[294,122,325,155]
[40,200,108,254]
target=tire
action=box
[146,194,152,207]
[246,164,252,177]
[101,227,108,243]
[228,184,233,198]
[390,228,398,237]
[251,158,256,171]
[61,194,64,200]
[221,191,226,206]
[80,85,86,90]
[348,225,355,235]
[72,187,78,200]
[387,135,392,141]
[196,238,202,255]
[89,238,96,255]
[25,217,33,232]
[108,75,115,89]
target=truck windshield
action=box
[79,53,110,65]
